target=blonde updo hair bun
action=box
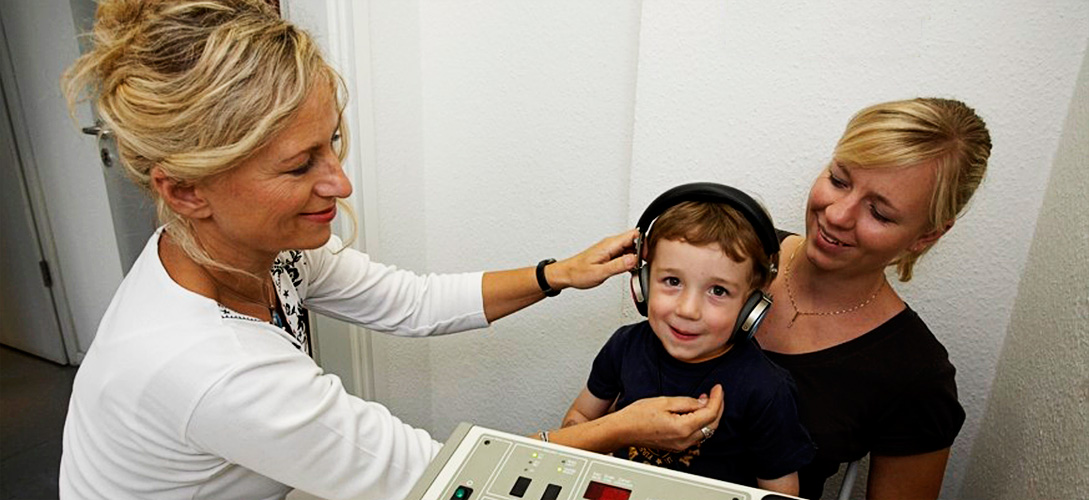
[63,0,348,271]
[834,98,992,282]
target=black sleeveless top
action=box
[764,231,964,499]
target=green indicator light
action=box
[532,452,538,458]
[456,491,464,499]
[557,467,563,472]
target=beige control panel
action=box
[405,423,798,500]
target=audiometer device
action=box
[404,423,799,500]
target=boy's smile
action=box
[646,239,753,364]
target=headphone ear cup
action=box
[733,291,773,342]
[628,270,643,313]
[630,266,650,316]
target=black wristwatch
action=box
[536,259,560,297]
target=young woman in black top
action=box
[754,98,991,499]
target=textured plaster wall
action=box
[338,1,1086,498]
[959,54,1089,500]
[382,0,643,435]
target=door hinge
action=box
[39,260,53,288]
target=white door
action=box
[0,0,132,364]
[0,66,68,365]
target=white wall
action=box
[959,53,1089,500]
[414,0,643,432]
[346,1,1088,498]
[0,0,122,361]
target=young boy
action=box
[563,194,814,495]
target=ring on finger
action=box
[699,426,714,442]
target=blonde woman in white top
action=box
[59,1,722,499]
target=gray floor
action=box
[0,346,78,500]
[0,345,325,500]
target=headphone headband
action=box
[635,182,780,257]
[629,182,779,341]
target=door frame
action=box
[282,0,379,401]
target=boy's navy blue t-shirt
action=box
[587,321,815,485]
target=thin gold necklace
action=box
[784,240,885,328]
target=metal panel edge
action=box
[404,422,475,500]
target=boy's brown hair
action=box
[645,201,775,292]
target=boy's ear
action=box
[150,167,212,219]
[909,219,954,254]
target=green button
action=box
[451,486,473,500]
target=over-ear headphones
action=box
[629,182,779,344]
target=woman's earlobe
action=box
[151,167,211,219]
[910,220,954,254]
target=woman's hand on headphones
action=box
[549,229,640,291]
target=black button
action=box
[541,484,562,500]
[450,485,473,500]
[510,476,532,498]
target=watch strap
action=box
[536,259,560,297]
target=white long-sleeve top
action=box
[60,229,487,500]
